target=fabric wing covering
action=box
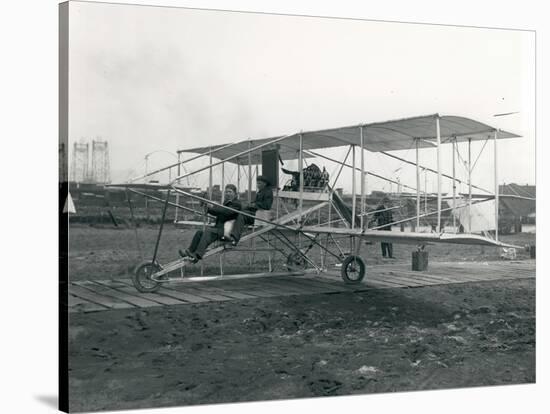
[447,196,496,233]
[179,114,520,165]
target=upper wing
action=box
[178,114,521,164]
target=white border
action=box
[2,0,546,413]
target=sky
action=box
[67,1,535,194]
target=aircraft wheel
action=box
[286,252,307,271]
[341,255,365,284]
[133,261,162,293]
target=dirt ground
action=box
[67,225,536,412]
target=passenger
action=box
[179,184,241,263]
[230,175,273,244]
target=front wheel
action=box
[341,255,366,284]
[133,261,162,293]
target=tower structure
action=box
[71,142,89,183]
[91,139,111,184]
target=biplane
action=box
[109,113,531,293]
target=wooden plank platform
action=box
[67,260,535,313]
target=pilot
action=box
[179,184,241,263]
[230,175,273,243]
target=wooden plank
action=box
[364,278,407,288]
[439,262,534,274]
[69,284,135,310]
[85,281,162,308]
[308,274,366,290]
[67,293,91,307]
[219,280,289,298]
[281,277,350,294]
[379,270,465,284]
[172,286,234,302]
[313,271,404,290]
[156,287,212,303]
[258,278,323,295]
[293,276,366,293]
[113,278,214,304]
[364,281,397,289]
[67,294,107,313]
[200,285,261,300]
[280,277,348,294]
[387,265,502,283]
[379,269,455,282]
[367,275,409,287]
[441,268,534,282]
[434,268,509,282]
[315,272,372,290]
[234,280,306,297]
[95,280,186,306]
[374,274,433,287]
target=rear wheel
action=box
[341,255,365,284]
[133,261,162,293]
[286,252,307,271]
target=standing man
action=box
[180,184,241,262]
[373,197,394,259]
[230,175,273,243]
[282,167,300,191]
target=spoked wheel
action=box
[133,261,163,293]
[286,252,307,271]
[341,255,366,284]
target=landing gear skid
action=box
[340,255,366,284]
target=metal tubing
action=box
[436,116,441,232]
[494,130,499,241]
[380,150,492,194]
[151,190,171,264]
[424,169,428,216]
[175,152,181,222]
[221,161,225,203]
[370,196,493,231]
[329,146,352,190]
[171,186,328,235]
[468,138,472,232]
[416,139,420,229]
[170,133,295,185]
[452,139,456,231]
[299,133,304,218]
[248,141,252,203]
[237,164,241,194]
[127,188,200,216]
[131,141,237,184]
[360,127,365,230]
[208,148,213,200]
[307,149,418,193]
[126,190,143,258]
[351,145,356,230]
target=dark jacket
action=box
[282,167,300,191]
[251,186,273,211]
[373,205,393,230]
[208,198,242,229]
